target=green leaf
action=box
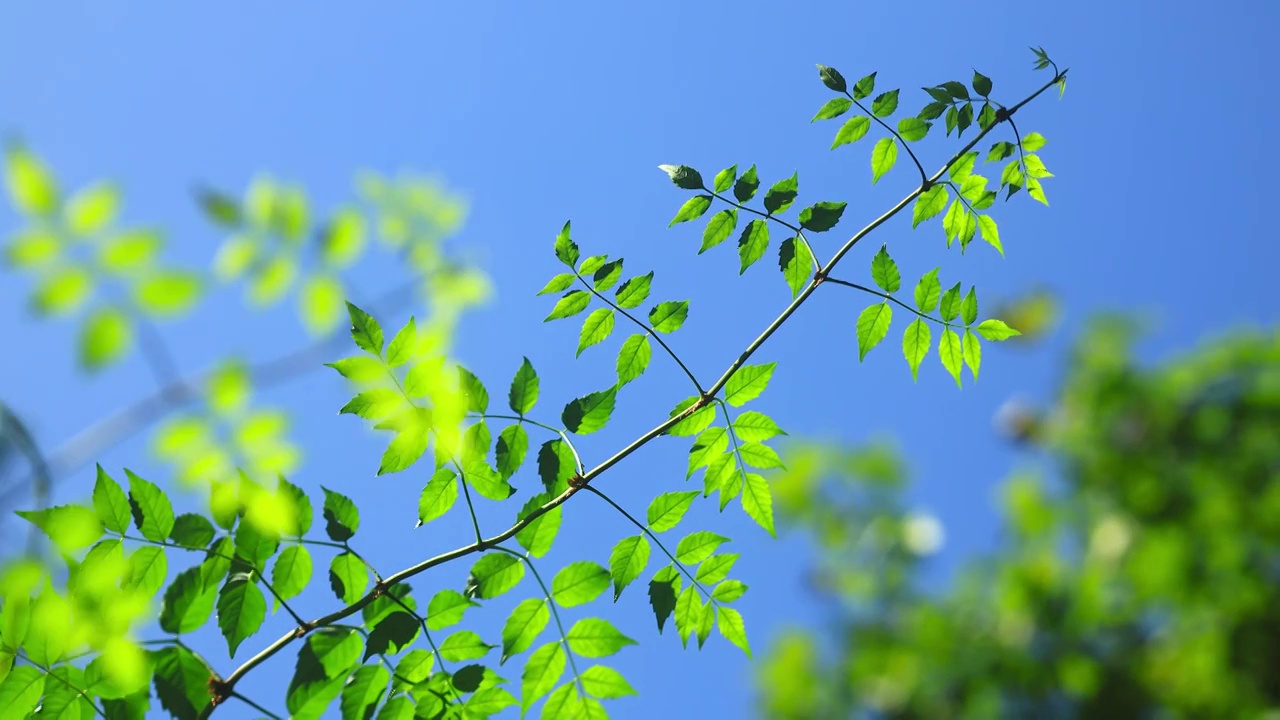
[857,303,893,361]
[763,173,799,215]
[939,328,964,387]
[648,300,688,333]
[669,195,712,226]
[713,164,737,193]
[903,318,931,381]
[961,286,979,326]
[1024,153,1053,179]
[578,254,607,276]
[1027,177,1050,206]
[0,666,43,716]
[552,561,610,607]
[733,164,759,202]
[127,469,174,542]
[457,367,489,413]
[976,318,1021,341]
[816,64,847,93]
[972,70,993,96]
[379,427,428,475]
[577,308,615,356]
[580,665,637,699]
[676,531,730,564]
[562,386,617,435]
[440,630,494,662]
[79,307,132,370]
[500,359,539,418]
[666,396,716,437]
[160,566,217,634]
[553,220,579,268]
[949,151,979,183]
[717,606,752,658]
[674,586,702,647]
[1022,132,1047,151]
[5,228,60,268]
[566,618,636,658]
[648,567,680,633]
[16,505,101,553]
[462,461,514,501]
[614,272,652,309]
[732,411,786,443]
[977,214,1002,254]
[897,117,931,142]
[31,266,92,316]
[467,687,518,716]
[713,579,748,603]
[798,201,846,233]
[393,649,435,691]
[870,137,897,183]
[426,589,477,631]
[340,665,389,720]
[647,491,699,532]
[544,290,591,321]
[496,424,529,480]
[912,185,949,228]
[695,553,739,585]
[299,274,344,335]
[963,329,982,380]
[501,598,549,662]
[779,237,813,298]
[811,97,852,122]
[832,115,872,149]
[868,87,900,118]
[688,426,729,477]
[272,545,312,607]
[939,282,963,322]
[988,141,1017,162]
[465,554,524,599]
[124,545,167,596]
[853,71,877,99]
[322,487,359,542]
[914,268,942,312]
[137,270,203,317]
[942,200,976,249]
[345,302,384,356]
[217,573,266,658]
[724,362,776,407]
[658,164,704,190]
[616,334,651,385]
[4,145,58,216]
[538,440,577,494]
[738,442,784,470]
[737,219,769,274]
[339,388,403,421]
[592,259,623,291]
[415,469,458,528]
[170,513,215,548]
[328,552,367,605]
[154,645,213,718]
[520,643,565,715]
[384,317,417,368]
[870,245,900,293]
[741,472,776,536]
[93,465,131,534]
[364,617,418,664]
[537,273,575,295]
[608,535,650,601]
[701,209,737,253]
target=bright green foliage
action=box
[779,238,814,297]
[0,51,1067,720]
[870,137,897,183]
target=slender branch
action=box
[230,692,282,720]
[583,486,713,602]
[456,465,485,544]
[134,313,184,393]
[822,277,949,327]
[575,275,705,395]
[384,591,464,705]
[198,72,1066,713]
[0,404,52,552]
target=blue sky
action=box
[1,2,1276,718]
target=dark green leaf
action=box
[465,554,524,599]
[737,219,769,274]
[127,469,174,542]
[816,64,847,93]
[763,173,799,215]
[648,301,688,333]
[898,117,931,142]
[871,89,899,117]
[779,238,813,298]
[345,302,383,356]
[798,201,846,232]
[322,486,359,542]
[328,552,367,605]
[853,72,877,99]
[562,386,617,435]
[340,665,389,720]
[733,164,759,202]
[658,164,704,190]
[159,566,217,634]
[614,272,652,309]
[170,513,215,548]
[609,535,650,601]
[92,465,132,534]
[217,573,266,658]
[554,221,579,268]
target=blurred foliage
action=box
[759,317,1280,719]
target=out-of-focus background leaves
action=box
[759,317,1280,718]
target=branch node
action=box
[813,270,827,285]
[207,677,232,707]
[567,473,589,489]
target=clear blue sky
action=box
[1,2,1276,718]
